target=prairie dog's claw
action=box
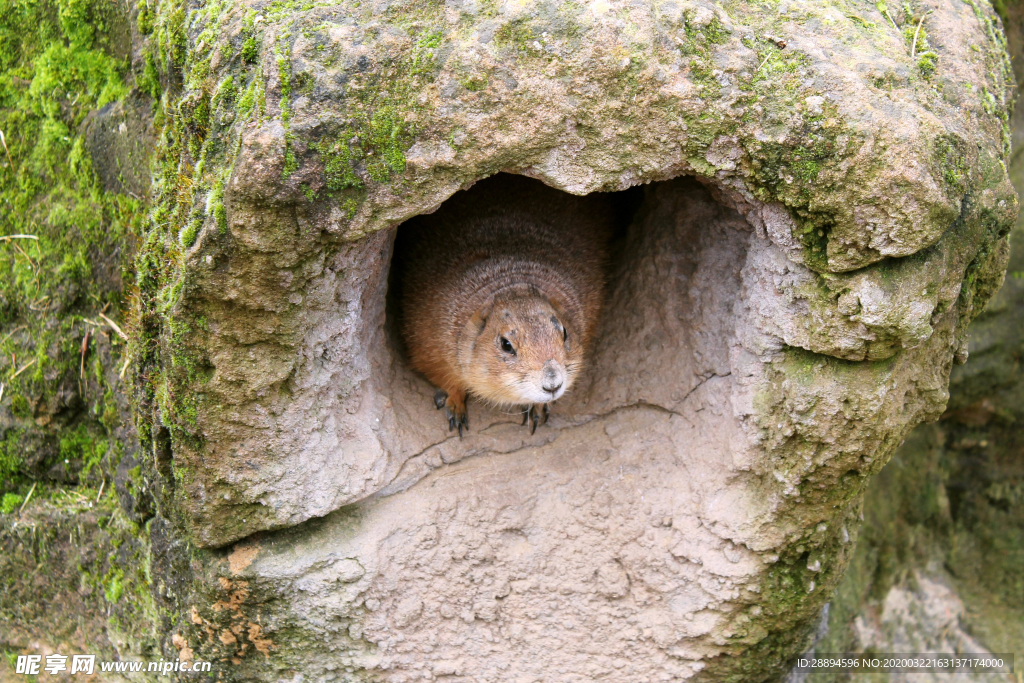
[446,407,468,437]
[440,389,468,438]
[523,403,550,434]
[434,389,449,410]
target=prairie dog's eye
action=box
[500,336,516,355]
[552,316,567,342]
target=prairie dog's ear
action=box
[468,302,493,336]
[548,297,568,321]
[457,302,492,374]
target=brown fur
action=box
[397,174,614,433]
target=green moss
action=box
[136,0,153,35]
[10,395,30,419]
[59,424,108,481]
[210,177,228,234]
[242,36,259,63]
[0,493,23,514]
[319,137,360,189]
[933,134,969,196]
[236,75,259,119]
[276,40,292,124]
[294,70,315,96]
[684,15,730,45]
[165,3,186,67]
[0,0,145,492]
[137,50,160,98]
[0,428,23,482]
[916,50,938,78]
[963,0,1013,154]
[740,94,855,271]
[282,135,299,179]
[416,28,443,49]
[179,219,200,248]
[895,5,939,79]
[493,19,533,49]
[364,106,408,181]
[102,565,125,603]
[340,197,359,219]
[100,389,119,430]
[239,9,262,65]
[459,74,488,91]
[687,59,721,99]
[214,74,236,106]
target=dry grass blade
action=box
[119,352,132,379]
[99,312,128,340]
[12,240,36,269]
[0,325,27,345]
[18,481,37,516]
[911,14,926,59]
[27,295,51,311]
[11,358,36,378]
[0,129,13,170]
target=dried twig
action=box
[96,479,106,503]
[80,330,90,380]
[0,382,4,404]
[0,234,38,242]
[99,312,128,341]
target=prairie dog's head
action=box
[459,294,582,406]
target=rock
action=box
[803,4,1024,671]
[128,0,1016,680]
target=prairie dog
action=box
[397,174,614,435]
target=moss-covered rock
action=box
[115,0,1016,679]
[1,0,1018,680]
[0,0,173,668]
[803,2,1024,677]
[0,0,149,499]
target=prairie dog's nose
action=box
[542,361,565,393]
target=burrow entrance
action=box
[369,174,753,494]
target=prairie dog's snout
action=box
[541,360,566,397]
